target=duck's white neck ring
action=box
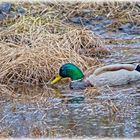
[71,79,83,83]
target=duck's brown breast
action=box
[70,80,92,90]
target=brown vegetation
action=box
[0,11,109,85]
[1,2,139,86]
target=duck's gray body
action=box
[85,64,140,87]
[86,69,140,87]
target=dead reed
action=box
[37,2,140,30]
[0,12,108,85]
[0,37,101,85]
[1,1,128,86]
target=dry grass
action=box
[60,28,109,57]
[0,29,104,84]
[0,128,12,138]
[33,2,140,30]
[1,2,140,28]
[3,1,138,85]
[0,7,109,85]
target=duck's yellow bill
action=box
[51,74,62,85]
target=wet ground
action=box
[1,14,140,138]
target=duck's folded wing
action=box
[93,64,137,76]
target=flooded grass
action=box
[1,1,140,138]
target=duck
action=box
[50,63,140,89]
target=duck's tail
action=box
[94,64,138,76]
[135,64,140,72]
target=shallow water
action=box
[1,16,140,138]
[1,83,140,138]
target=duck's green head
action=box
[51,63,84,85]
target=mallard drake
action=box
[50,63,140,89]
